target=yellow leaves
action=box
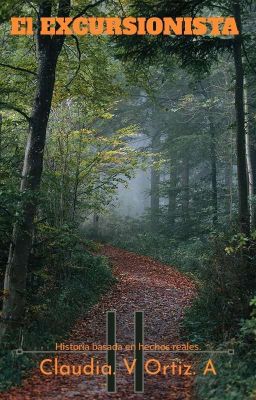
[44,120,149,214]
[225,246,234,255]
[180,94,195,106]
[225,233,250,255]
[78,128,93,135]
[100,112,114,120]
[117,124,139,137]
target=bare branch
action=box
[208,3,232,13]
[66,35,82,87]
[0,62,37,76]
[73,0,107,21]
[0,206,13,217]
[24,0,40,17]
[0,102,30,122]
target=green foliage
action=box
[192,298,256,400]
[183,233,256,341]
[0,227,115,391]
[41,113,144,228]
[101,214,206,274]
[179,232,256,399]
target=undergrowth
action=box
[0,224,115,391]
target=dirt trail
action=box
[0,245,196,400]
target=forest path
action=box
[0,245,196,400]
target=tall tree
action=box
[0,0,71,343]
[0,0,105,343]
[181,157,189,223]
[244,75,254,228]
[151,126,161,229]
[233,2,249,233]
[168,162,178,226]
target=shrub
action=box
[194,298,256,400]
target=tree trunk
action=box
[233,2,250,234]
[245,72,256,230]
[182,158,189,223]
[209,117,218,228]
[224,150,233,222]
[249,76,256,229]
[93,214,100,238]
[199,82,218,227]
[244,76,254,228]
[151,131,160,229]
[0,0,70,344]
[72,133,83,222]
[250,132,256,230]
[168,162,178,226]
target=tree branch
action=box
[208,3,232,13]
[66,35,82,87]
[0,206,13,217]
[24,0,39,17]
[0,62,37,76]
[73,0,107,21]
[0,102,30,122]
